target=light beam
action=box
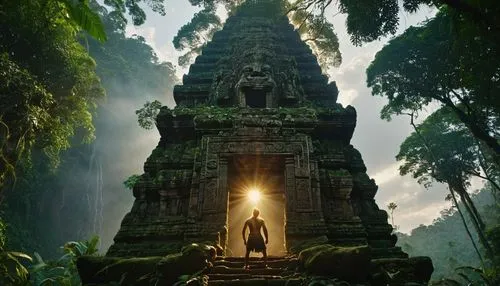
[248,188,261,204]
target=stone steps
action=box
[209,274,284,280]
[208,256,298,285]
[215,256,289,262]
[208,278,302,286]
[211,266,285,275]
[213,258,296,268]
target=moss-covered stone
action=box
[77,243,217,285]
[298,244,371,282]
[288,235,329,254]
[370,257,433,286]
[155,243,216,285]
[77,256,161,285]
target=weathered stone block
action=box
[298,244,372,282]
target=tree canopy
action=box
[289,8,342,70]
[367,8,500,158]
[175,0,342,70]
[397,188,499,283]
[1,1,178,258]
[0,0,105,190]
[173,6,223,67]
[396,107,498,259]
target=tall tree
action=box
[367,9,500,159]
[387,202,398,228]
[173,5,223,67]
[1,1,177,256]
[396,108,496,258]
[0,0,105,191]
[287,0,499,46]
[188,0,499,48]
[289,8,342,70]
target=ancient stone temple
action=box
[73,1,435,284]
[105,0,424,272]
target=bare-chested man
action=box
[242,208,268,269]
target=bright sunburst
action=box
[248,188,261,204]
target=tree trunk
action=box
[476,141,500,195]
[445,101,500,158]
[451,183,495,259]
[448,185,485,268]
[455,183,486,230]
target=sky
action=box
[121,1,485,234]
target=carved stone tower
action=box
[107,0,405,259]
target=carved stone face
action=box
[236,62,276,90]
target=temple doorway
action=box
[245,89,267,108]
[226,155,286,257]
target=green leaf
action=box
[8,251,33,262]
[63,0,107,42]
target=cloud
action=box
[371,162,400,186]
[331,54,374,106]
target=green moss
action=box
[289,236,329,254]
[150,147,163,159]
[123,174,142,190]
[277,106,317,119]
[77,243,217,285]
[298,244,371,282]
[77,256,161,285]
[313,140,344,154]
[327,169,350,177]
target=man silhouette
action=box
[242,208,268,269]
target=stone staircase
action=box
[207,256,302,285]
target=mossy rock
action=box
[370,257,433,286]
[77,243,217,285]
[155,243,216,285]
[298,244,371,283]
[77,256,161,285]
[288,236,329,254]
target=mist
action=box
[92,79,176,252]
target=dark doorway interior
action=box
[245,89,267,108]
[226,155,286,256]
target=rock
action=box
[155,243,216,285]
[77,256,160,285]
[370,256,433,286]
[288,235,329,254]
[77,243,217,285]
[298,244,371,282]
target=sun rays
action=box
[247,188,262,204]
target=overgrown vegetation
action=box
[0,224,100,286]
[1,0,499,284]
[0,0,177,261]
[365,1,499,283]
[397,188,500,284]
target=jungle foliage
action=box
[1,228,100,286]
[367,7,500,159]
[180,0,499,74]
[0,0,105,191]
[0,0,176,261]
[397,188,500,284]
[195,0,498,46]
[175,0,342,70]
[1,0,499,284]
[367,3,500,283]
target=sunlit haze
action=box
[248,189,262,204]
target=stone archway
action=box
[226,155,286,256]
[188,134,328,253]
